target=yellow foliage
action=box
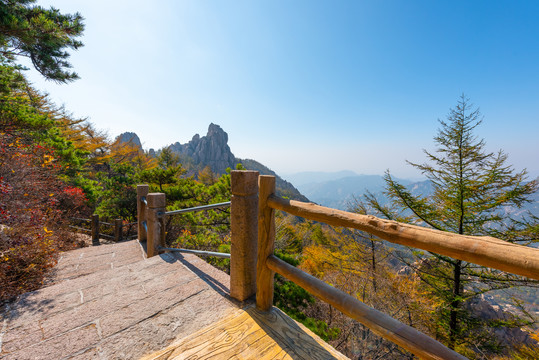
[299,223,440,335]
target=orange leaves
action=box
[42,154,54,166]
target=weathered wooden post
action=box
[114,219,123,242]
[91,214,100,246]
[230,170,259,301]
[256,175,276,311]
[137,185,149,242]
[146,193,166,258]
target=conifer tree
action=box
[157,146,180,169]
[0,0,84,82]
[365,95,538,354]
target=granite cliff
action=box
[116,132,142,148]
[168,123,236,175]
[116,124,308,202]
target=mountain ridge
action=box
[116,124,308,202]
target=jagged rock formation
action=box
[169,123,236,174]
[116,132,142,148]
[115,124,309,201]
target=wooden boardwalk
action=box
[143,306,348,360]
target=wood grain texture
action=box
[257,175,276,311]
[230,170,259,301]
[267,195,539,280]
[141,306,349,360]
[267,255,466,360]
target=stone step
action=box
[49,240,147,284]
[0,241,239,360]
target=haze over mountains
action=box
[117,123,538,216]
[284,171,539,221]
[282,171,430,210]
[117,124,308,202]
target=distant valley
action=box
[118,125,539,218]
[283,170,539,219]
[283,171,429,210]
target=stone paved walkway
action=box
[0,240,240,360]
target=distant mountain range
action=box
[116,128,538,217]
[283,171,416,210]
[283,170,360,186]
[285,171,539,220]
[116,124,308,202]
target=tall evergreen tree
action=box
[365,95,538,354]
[0,0,84,82]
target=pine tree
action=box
[0,0,84,82]
[157,147,180,169]
[365,95,538,354]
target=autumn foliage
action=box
[0,131,87,300]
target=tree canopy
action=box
[363,95,538,355]
[0,0,84,82]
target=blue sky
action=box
[24,1,539,179]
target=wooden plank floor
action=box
[141,305,349,360]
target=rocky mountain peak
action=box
[207,123,227,141]
[169,123,236,174]
[116,132,142,149]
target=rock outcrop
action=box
[116,132,142,149]
[464,296,537,348]
[113,124,309,201]
[169,123,236,174]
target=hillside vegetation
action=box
[1,2,538,359]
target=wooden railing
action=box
[136,171,539,359]
[136,171,259,302]
[70,215,137,245]
[256,175,539,360]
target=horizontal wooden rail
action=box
[266,255,466,360]
[267,196,539,280]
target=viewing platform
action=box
[2,171,537,359]
[0,240,347,359]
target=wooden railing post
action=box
[230,170,259,301]
[114,219,123,242]
[146,193,166,258]
[137,184,149,242]
[256,175,276,311]
[91,214,100,246]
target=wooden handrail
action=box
[267,195,539,280]
[256,175,539,359]
[266,255,466,360]
[135,171,260,303]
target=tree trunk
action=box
[370,238,377,292]
[449,259,462,349]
